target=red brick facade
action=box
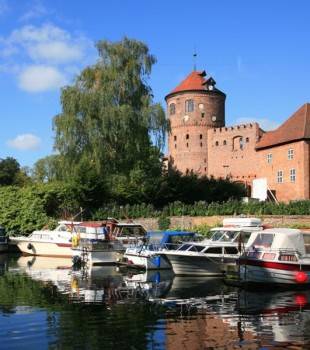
[166,70,310,202]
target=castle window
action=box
[185,99,194,113]
[186,142,189,148]
[186,134,189,139]
[290,168,296,182]
[201,113,205,118]
[239,137,244,150]
[223,140,227,145]
[267,153,272,164]
[232,135,243,150]
[169,103,176,115]
[174,135,177,141]
[215,141,219,146]
[204,167,207,171]
[277,170,283,183]
[246,137,249,143]
[200,134,203,139]
[200,142,203,147]
[288,148,294,160]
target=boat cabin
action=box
[246,228,310,258]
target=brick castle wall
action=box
[207,123,262,182]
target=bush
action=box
[158,216,171,230]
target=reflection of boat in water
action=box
[12,255,73,293]
[9,255,174,304]
[234,288,310,344]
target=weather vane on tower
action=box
[193,48,197,71]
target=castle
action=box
[166,70,310,202]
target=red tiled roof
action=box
[168,70,207,95]
[256,104,310,150]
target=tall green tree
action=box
[53,37,167,182]
[0,157,26,186]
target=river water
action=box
[0,254,310,349]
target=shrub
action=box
[158,216,171,230]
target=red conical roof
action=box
[168,71,207,96]
[256,104,310,149]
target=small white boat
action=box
[123,231,196,270]
[239,228,310,285]
[162,218,262,276]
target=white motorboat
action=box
[10,221,81,257]
[161,218,262,276]
[238,228,310,285]
[10,218,146,258]
[124,231,197,270]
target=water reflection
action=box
[0,255,310,349]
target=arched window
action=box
[185,99,194,113]
[223,140,227,145]
[169,103,176,115]
[186,134,189,139]
[215,141,219,146]
[174,135,177,141]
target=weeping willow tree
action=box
[53,38,167,186]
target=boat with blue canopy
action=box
[123,230,197,270]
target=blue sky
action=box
[0,0,309,167]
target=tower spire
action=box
[193,49,197,71]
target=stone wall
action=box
[137,215,310,231]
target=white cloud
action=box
[235,117,279,131]
[28,41,83,63]
[7,134,41,151]
[18,65,67,92]
[0,23,94,92]
[4,23,89,64]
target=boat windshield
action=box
[114,225,146,237]
[252,233,274,248]
[177,243,192,251]
[211,230,238,242]
[148,232,165,244]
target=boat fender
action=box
[72,255,82,266]
[27,243,33,250]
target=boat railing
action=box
[245,247,301,260]
[128,242,185,252]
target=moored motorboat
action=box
[10,218,147,258]
[238,228,310,285]
[123,231,197,270]
[161,218,262,276]
[9,221,80,257]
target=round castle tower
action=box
[165,70,226,175]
